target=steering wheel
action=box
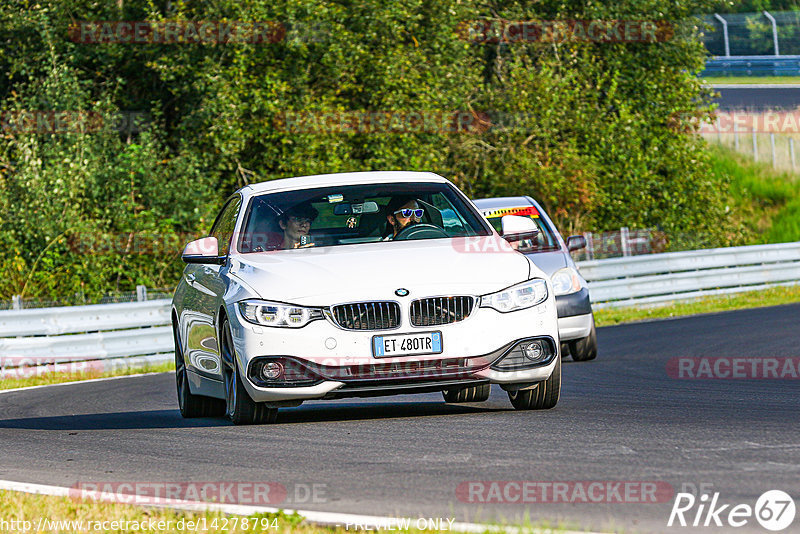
[393,223,449,241]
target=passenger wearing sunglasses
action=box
[278,203,319,249]
[384,196,424,240]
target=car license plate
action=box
[372,331,442,357]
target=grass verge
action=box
[708,144,800,243]
[594,284,800,326]
[0,361,174,391]
[700,76,800,84]
[0,489,303,534]
[0,489,564,534]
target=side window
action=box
[430,192,470,236]
[210,196,242,256]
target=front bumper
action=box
[557,313,593,341]
[555,287,592,318]
[227,299,560,402]
[555,287,593,341]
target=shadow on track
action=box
[0,410,226,430]
[274,400,506,424]
[0,401,507,430]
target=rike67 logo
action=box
[668,490,795,531]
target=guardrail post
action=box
[791,138,796,172]
[771,133,777,168]
[734,122,739,151]
[586,232,594,261]
[764,11,780,56]
[12,295,21,310]
[136,285,147,302]
[620,227,630,257]
[713,14,730,57]
[753,131,758,161]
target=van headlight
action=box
[551,267,583,296]
[238,300,323,328]
[480,279,548,313]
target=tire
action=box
[569,315,598,362]
[442,383,491,403]
[220,319,278,425]
[507,355,560,410]
[173,323,225,418]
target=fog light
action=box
[522,341,544,361]
[261,361,284,380]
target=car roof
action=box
[243,171,449,195]
[472,196,534,211]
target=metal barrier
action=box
[1,241,798,377]
[0,299,173,377]
[701,55,800,77]
[0,299,171,337]
[578,242,800,308]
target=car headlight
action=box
[238,300,323,328]
[480,279,548,313]
[551,267,583,296]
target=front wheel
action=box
[507,355,560,410]
[221,319,278,425]
[569,316,598,362]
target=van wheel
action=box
[569,316,598,362]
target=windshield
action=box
[238,182,492,253]
[480,205,561,252]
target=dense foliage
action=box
[1,0,729,301]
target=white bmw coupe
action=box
[172,171,561,424]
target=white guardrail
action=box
[0,242,798,375]
[577,241,800,308]
[0,300,173,377]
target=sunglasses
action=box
[288,216,313,225]
[394,208,424,218]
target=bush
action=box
[1,0,743,300]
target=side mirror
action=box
[182,237,224,264]
[500,215,539,243]
[566,235,587,252]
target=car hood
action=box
[230,237,535,305]
[523,249,568,278]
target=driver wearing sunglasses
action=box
[384,196,424,240]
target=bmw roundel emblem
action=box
[395,288,410,297]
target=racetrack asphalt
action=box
[713,85,800,110]
[1,303,798,533]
